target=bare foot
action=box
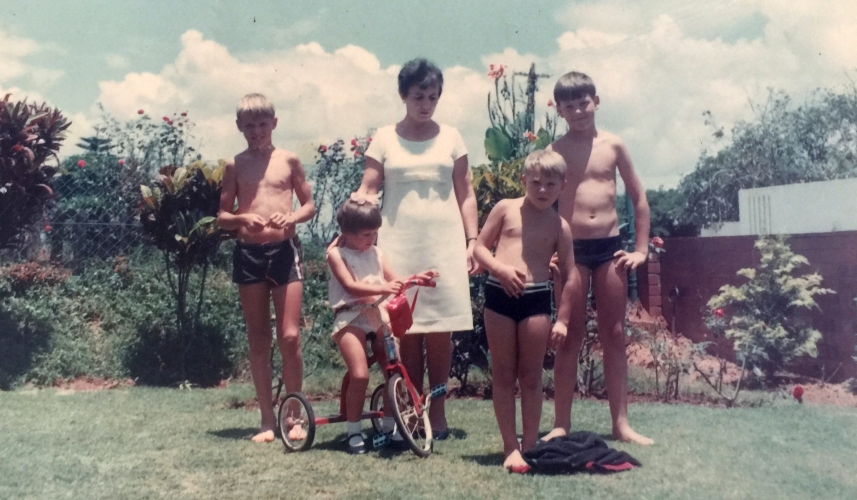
[251,429,276,443]
[540,427,567,443]
[614,425,654,446]
[503,449,530,473]
[287,422,307,441]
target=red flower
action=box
[651,236,664,248]
[163,116,170,121]
[523,131,537,142]
[318,145,328,153]
[44,225,52,233]
[547,99,554,107]
[793,386,804,403]
[487,64,506,80]
[138,109,144,114]
[118,159,125,166]
[77,159,86,168]
[12,144,23,152]
[181,111,187,116]
[713,308,725,318]
[351,138,358,146]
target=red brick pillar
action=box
[647,252,662,317]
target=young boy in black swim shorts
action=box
[473,149,576,472]
[217,93,315,444]
[544,71,653,446]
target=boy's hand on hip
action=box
[242,213,267,232]
[549,323,568,350]
[497,265,526,298]
[614,250,647,272]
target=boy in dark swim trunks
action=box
[217,93,315,443]
[473,150,576,472]
[544,72,653,446]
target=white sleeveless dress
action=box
[365,124,474,333]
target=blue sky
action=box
[2,0,855,188]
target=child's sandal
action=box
[347,433,367,455]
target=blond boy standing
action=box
[473,150,576,471]
[218,94,315,443]
[545,72,653,446]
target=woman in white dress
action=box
[357,58,479,437]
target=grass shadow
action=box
[461,452,505,467]
[207,427,259,440]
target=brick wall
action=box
[637,231,857,381]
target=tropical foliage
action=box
[0,95,71,251]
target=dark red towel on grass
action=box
[522,431,641,474]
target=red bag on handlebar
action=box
[386,289,419,339]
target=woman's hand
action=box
[466,240,482,275]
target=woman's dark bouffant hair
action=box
[398,58,444,98]
[336,199,382,234]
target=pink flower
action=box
[523,131,537,142]
[44,225,52,233]
[651,236,664,249]
[77,159,86,168]
[547,99,554,107]
[366,136,372,143]
[318,145,327,153]
[180,111,187,116]
[487,64,506,80]
[163,116,170,121]
[351,138,358,147]
[793,386,804,403]
[137,109,144,114]
[118,159,125,166]
[167,120,174,126]
[713,308,725,318]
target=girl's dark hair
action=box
[398,58,444,98]
[336,199,382,234]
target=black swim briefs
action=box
[483,276,552,323]
[232,237,304,287]
[573,235,624,271]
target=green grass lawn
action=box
[2,384,856,500]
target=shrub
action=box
[705,235,834,382]
[0,255,246,389]
[0,95,71,252]
[139,161,224,380]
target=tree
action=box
[646,187,697,237]
[704,235,834,382]
[678,88,857,231]
[0,95,71,252]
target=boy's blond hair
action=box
[524,149,567,178]
[236,93,275,119]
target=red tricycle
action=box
[276,275,445,457]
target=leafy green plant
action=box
[139,161,224,379]
[0,95,71,252]
[304,136,368,244]
[704,235,834,383]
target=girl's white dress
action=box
[329,246,387,336]
[365,124,473,334]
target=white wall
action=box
[701,178,857,237]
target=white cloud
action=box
[87,0,857,188]
[486,0,857,188]
[0,27,62,93]
[95,30,493,167]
